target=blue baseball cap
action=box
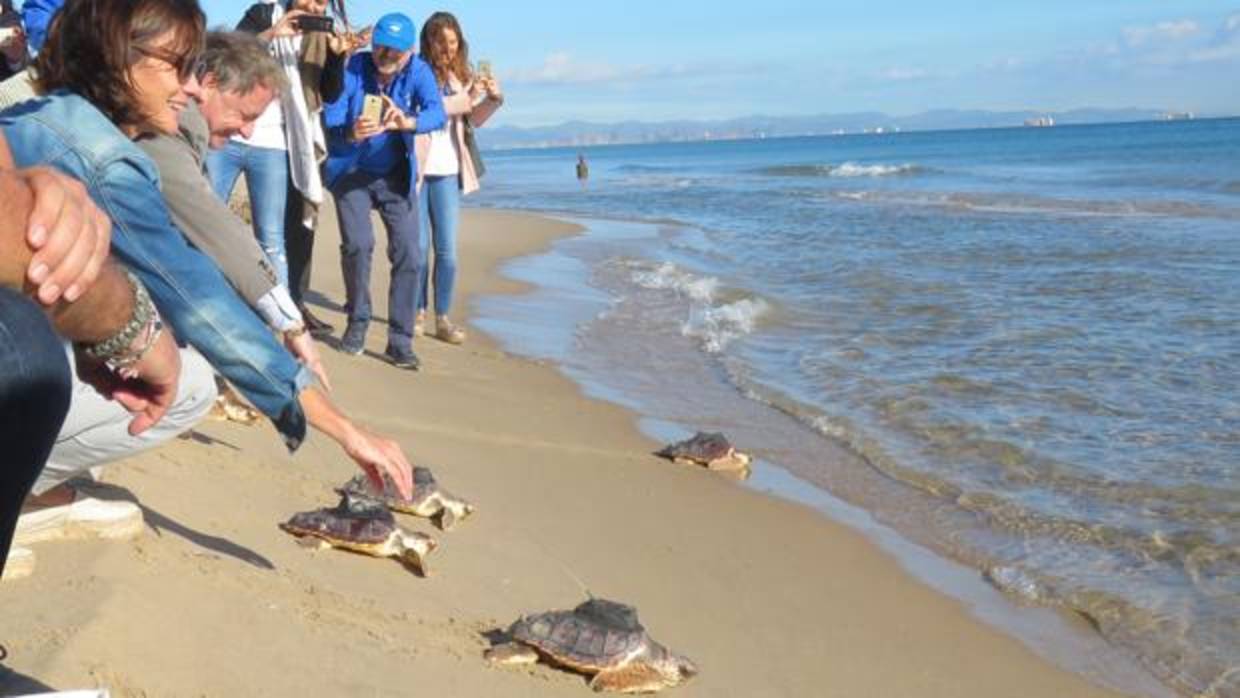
[372,13,416,52]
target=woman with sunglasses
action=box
[1,0,416,515]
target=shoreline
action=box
[468,209,1176,698]
[0,206,1155,697]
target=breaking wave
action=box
[755,162,926,178]
[630,262,769,353]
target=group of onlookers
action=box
[0,0,503,647]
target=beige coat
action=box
[414,71,502,195]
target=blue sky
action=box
[206,1,1240,127]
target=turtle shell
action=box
[655,432,734,464]
[510,599,649,672]
[339,467,438,506]
[281,492,396,545]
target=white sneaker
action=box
[2,546,35,581]
[13,691,112,697]
[16,495,144,546]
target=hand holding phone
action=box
[380,95,414,131]
[361,94,384,123]
[351,94,385,142]
[477,60,493,79]
[295,14,334,33]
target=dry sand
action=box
[0,207,1141,697]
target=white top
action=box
[422,118,461,177]
[235,99,287,150]
[231,32,301,151]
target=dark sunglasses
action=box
[133,44,206,82]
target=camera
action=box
[295,15,334,33]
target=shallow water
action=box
[470,119,1240,698]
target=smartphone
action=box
[295,14,334,33]
[361,94,384,123]
[0,27,16,44]
[477,60,493,79]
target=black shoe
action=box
[299,304,335,338]
[383,345,421,370]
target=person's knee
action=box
[339,237,373,257]
[166,348,217,429]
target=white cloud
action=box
[1122,19,1200,47]
[1187,14,1240,63]
[1082,14,1240,68]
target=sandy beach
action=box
[0,207,1143,698]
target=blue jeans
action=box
[332,169,423,350]
[206,141,291,287]
[417,175,461,316]
[0,288,70,576]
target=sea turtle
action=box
[484,598,698,694]
[279,492,437,576]
[208,381,260,425]
[339,467,476,530]
[655,432,751,475]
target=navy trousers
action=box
[0,288,70,577]
[331,169,423,351]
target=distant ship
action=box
[1161,111,1195,121]
[1023,115,1055,127]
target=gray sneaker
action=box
[339,323,366,355]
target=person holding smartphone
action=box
[412,11,504,345]
[0,0,27,80]
[209,0,368,339]
[322,12,445,369]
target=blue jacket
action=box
[20,0,62,54]
[0,92,310,448]
[322,52,445,195]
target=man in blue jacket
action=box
[19,0,61,54]
[322,12,445,369]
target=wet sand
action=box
[0,207,1139,697]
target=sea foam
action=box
[756,162,923,178]
[630,262,768,352]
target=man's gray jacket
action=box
[137,102,302,331]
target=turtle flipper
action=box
[588,663,674,693]
[484,642,539,666]
[396,531,438,576]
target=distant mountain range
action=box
[477,108,1214,150]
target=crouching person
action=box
[0,133,188,579]
[1,0,414,518]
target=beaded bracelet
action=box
[107,310,164,379]
[81,270,154,361]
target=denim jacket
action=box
[0,92,309,449]
[322,52,445,195]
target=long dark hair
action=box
[36,0,206,129]
[419,12,471,87]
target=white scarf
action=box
[268,4,325,212]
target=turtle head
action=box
[657,650,698,687]
[398,531,439,576]
[437,498,476,531]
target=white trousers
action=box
[33,344,218,495]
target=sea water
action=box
[468,119,1240,697]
